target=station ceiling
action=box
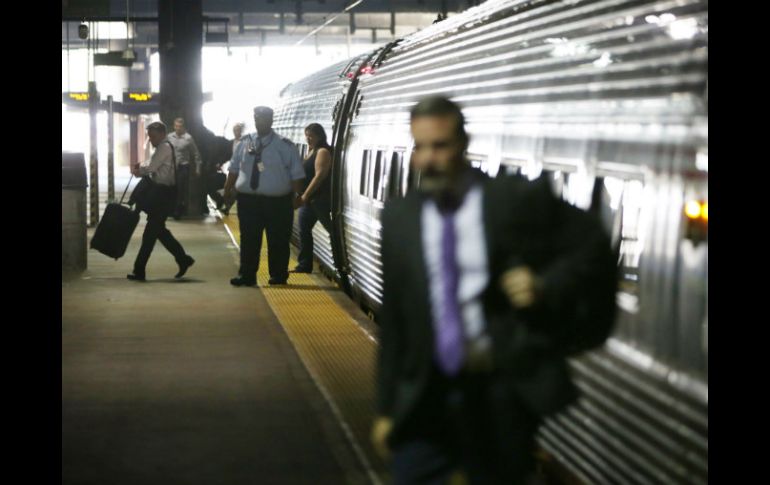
[63,0,483,48]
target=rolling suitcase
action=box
[90,176,140,260]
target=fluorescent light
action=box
[344,0,364,12]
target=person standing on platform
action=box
[293,123,333,273]
[224,106,305,287]
[168,117,202,220]
[206,123,245,216]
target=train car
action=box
[273,0,708,483]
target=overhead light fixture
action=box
[122,0,135,62]
[344,0,364,12]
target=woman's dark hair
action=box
[305,123,332,151]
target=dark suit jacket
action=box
[376,172,617,445]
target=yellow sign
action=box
[69,93,89,101]
[128,92,152,102]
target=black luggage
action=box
[90,177,140,260]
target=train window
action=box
[562,172,592,209]
[503,165,522,176]
[372,150,386,202]
[502,157,530,177]
[591,176,646,297]
[388,151,404,199]
[542,170,566,198]
[360,150,371,197]
[404,149,422,195]
[406,166,420,194]
[541,169,554,187]
[467,154,490,174]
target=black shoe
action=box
[175,255,195,279]
[290,266,312,274]
[268,278,288,285]
[127,273,146,282]
[230,276,257,287]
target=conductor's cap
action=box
[253,106,274,117]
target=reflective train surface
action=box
[273,0,708,483]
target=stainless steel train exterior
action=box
[273,0,708,483]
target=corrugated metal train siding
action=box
[275,0,707,483]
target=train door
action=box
[328,58,370,288]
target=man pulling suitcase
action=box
[90,121,195,281]
[125,121,195,281]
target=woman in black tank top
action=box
[293,123,333,273]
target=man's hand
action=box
[293,195,304,210]
[371,416,394,461]
[500,266,543,309]
[130,163,140,176]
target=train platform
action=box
[62,203,383,485]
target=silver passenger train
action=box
[274,0,708,483]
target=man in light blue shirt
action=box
[224,106,305,286]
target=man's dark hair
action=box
[410,96,468,145]
[173,117,185,126]
[147,121,167,134]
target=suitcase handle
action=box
[119,174,134,205]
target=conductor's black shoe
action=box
[230,276,257,287]
[290,266,312,274]
[175,255,195,279]
[268,278,288,285]
[127,273,146,282]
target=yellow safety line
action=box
[221,212,385,483]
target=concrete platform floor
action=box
[62,215,368,485]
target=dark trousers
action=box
[392,370,539,485]
[206,172,233,212]
[175,164,190,216]
[237,193,293,282]
[296,199,332,270]
[134,187,187,274]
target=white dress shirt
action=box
[421,185,492,360]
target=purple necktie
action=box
[435,211,465,376]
